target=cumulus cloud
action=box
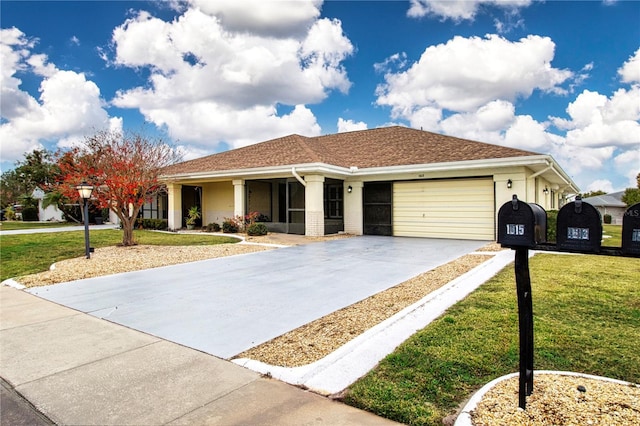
[109,2,353,148]
[0,28,116,164]
[618,48,640,84]
[376,34,572,119]
[407,0,532,21]
[337,118,367,133]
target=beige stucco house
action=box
[160,126,579,240]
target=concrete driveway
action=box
[28,236,488,359]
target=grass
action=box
[602,223,622,246]
[344,253,640,426]
[0,221,77,231]
[0,229,239,281]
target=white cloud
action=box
[586,179,614,193]
[376,34,572,118]
[190,0,322,38]
[110,2,353,149]
[550,87,640,149]
[407,0,532,21]
[0,28,118,164]
[618,48,640,84]
[337,118,367,133]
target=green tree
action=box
[621,173,640,206]
[580,190,606,198]
[0,149,58,208]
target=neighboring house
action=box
[160,126,579,240]
[32,187,64,222]
[582,191,627,225]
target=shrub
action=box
[603,214,612,224]
[135,218,168,230]
[4,206,16,221]
[247,222,268,236]
[546,210,558,242]
[222,218,239,233]
[205,222,221,232]
[21,206,39,222]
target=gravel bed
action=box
[16,244,273,287]
[471,374,640,425]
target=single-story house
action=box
[582,191,627,225]
[160,126,579,240]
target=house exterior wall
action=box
[344,181,363,235]
[202,181,234,225]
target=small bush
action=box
[603,214,612,224]
[4,206,16,221]
[205,222,221,232]
[222,219,238,233]
[247,222,268,236]
[21,206,39,222]
[135,218,168,230]
[546,210,558,242]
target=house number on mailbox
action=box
[506,224,525,235]
[567,227,589,240]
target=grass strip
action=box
[344,253,640,426]
[0,230,238,281]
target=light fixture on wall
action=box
[507,179,512,189]
[543,186,549,195]
[347,185,353,193]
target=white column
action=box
[344,181,363,235]
[305,175,325,236]
[232,179,245,219]
[167,183,182,230]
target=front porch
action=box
[166,175,356,236]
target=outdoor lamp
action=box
[507,179,513,189]
[76,182,94,259]
[347,185,353,193]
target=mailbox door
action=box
[622,202,640,256]
[498,198,537,248]
[557,199,602,253]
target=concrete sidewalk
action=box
[0,286,399,425]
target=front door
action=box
[363,182,392,236]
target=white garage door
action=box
[393,178,495,240]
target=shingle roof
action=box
[582,192,627,207]
[162,126,538,176]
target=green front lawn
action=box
[0,221,77,231]
[0,229,239,281]
[345,253,640,425]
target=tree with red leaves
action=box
[51,130,181,246]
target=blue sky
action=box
[1,0,639,193]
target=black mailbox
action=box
[622,202,640,256]
[556,196,602,253]
[498,195,547,248]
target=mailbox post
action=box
[497,195,546,409]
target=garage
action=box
[393,178,495,240]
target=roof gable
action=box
[162,126,538,176]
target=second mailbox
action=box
[556,196,602,253]
[498,195,547,249]
[622,202,640,256]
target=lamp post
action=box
[76,182,94,259]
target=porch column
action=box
[232,179,245,218]
[167,183,182,230]
[305,175,325,236]
[344,181,363,235]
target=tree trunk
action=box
[121,218,135,246]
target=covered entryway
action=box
[393,178,495,240]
